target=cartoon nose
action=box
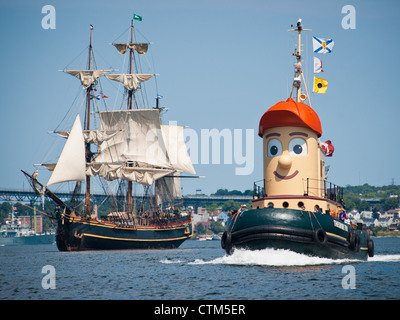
[278,153,292,169]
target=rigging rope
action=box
[1,195,55,219]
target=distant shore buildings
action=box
[348,209,400,231]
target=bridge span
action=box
[0,188,252,208]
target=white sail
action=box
[47,115,86,186]
[94,109,171,168]
[106,74,153,92]
[156,171,182,206]
[113,43,149,55]
[64,70,112,89]
[160,125,196,175]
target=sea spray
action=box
[187,248,361,267]
[159,248,400,267]
[192,250,400,267]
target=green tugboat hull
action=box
[222,208,374,260]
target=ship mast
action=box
[128,19,135,110]
[126,19,134,216]
[288,19,311,105]
[85,25,94,216]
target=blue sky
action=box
[1,0,399,196]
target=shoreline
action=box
[372,231,400,237]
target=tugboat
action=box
[221,20,374,260]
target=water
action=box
[1,237,400,300]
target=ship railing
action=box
[104,213,191,228]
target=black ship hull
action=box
[56,215,193,251]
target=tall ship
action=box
[0,207,55,246]
[221,20,374,260]
[23,16,195,251]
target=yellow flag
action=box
[313,76,328,94]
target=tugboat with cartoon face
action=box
[221,20,374,260]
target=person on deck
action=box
[339,210,346,222]
[238,204,247,214]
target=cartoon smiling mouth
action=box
[273,170,299,180]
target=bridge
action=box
[0,188,252,208]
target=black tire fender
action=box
[367,239,374,257]
[313,228,327,246]
[349,232,360,252]
[221,231,232,250]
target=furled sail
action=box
[47,115,86,186]
[113,43,149,55]
[64,70,112,89]
[44,162,173,186]
[106,74,153,91]
[160,125,196,175]
[94,109,171,168]
[55,129,121,145]
[86,163,173,186]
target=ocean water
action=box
[0,237,399,300]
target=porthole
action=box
[282,201,289,208]
[268,202,274,208]
[298,201,305,209]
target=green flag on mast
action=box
[133,14,142,21]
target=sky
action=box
[1,0,400,196]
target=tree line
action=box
[342,183,400,212]
[210,184,400,213]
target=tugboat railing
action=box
[305,178,344,204]
[253,179,266,199]
[253,178,344,205]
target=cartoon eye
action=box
[289,137,307,156]
[267,139,282,157]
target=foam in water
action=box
[367,254,400,262]
[190,249,400,267]
[160,249,400,267]
[160,259,184,264]
[188,248,357,266]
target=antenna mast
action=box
[288,19,312,106]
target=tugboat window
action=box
[268,202,274,208]
[298,201,304,208]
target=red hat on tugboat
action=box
[258,98,322,137]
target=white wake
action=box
[160,248,400,267]
[189,248,357,266]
